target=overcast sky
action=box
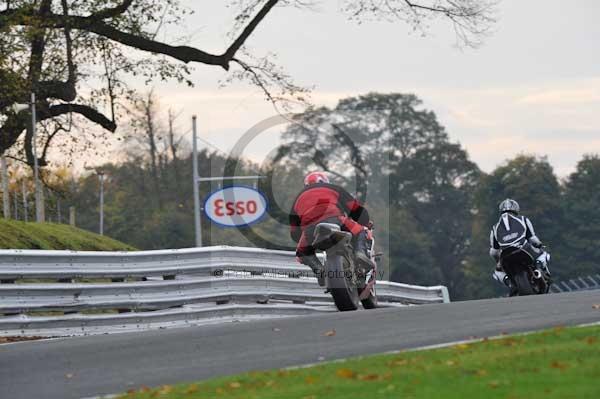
[127,0,600,177]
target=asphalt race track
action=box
[1,290,599,399]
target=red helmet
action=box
[304,171,329,186]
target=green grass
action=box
[117,325,600,399]
[0,218,135,251]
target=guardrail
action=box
[0,246,449,337]
[550,274,600,293]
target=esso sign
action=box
[204,186,268,227]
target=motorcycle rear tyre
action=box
[327,254,360,311]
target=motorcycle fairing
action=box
[312,223,352,252]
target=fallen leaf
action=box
[387,358,408,367]
[305,376,318,384]
[185,384,199,394]
[302,396,316,399]
[501,338,522,347]
[158,385,172,395]
[65,373,74,379]
[378,384,395,394]
[358,373,380,381]
[592,304,600,310]
[272,327,281,332]
[323,329,336,337]
[585,336,598,345]
[476,369,488,377]
[336,368,356,379]
[445,360,457,366]
[553,326,565,334]
[454,343,470,350]
[550,361,568,370]
[488,380,500,388]
[0,336,45,344]
[229,381,241,389]
[265,380,275,387]
[215,387,225,395]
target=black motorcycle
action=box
[499,243,551,296]
[311,222,378,311]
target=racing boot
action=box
[299,254,325,287]
[503,276,519,297]
[353,230,375,271]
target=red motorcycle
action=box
[312,222,379,311]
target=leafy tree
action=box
[388,209,437,284]
[123,90,171,209]
[275,92,480,295]
[1,0,496,165]
[561,155,600,278]
[398,141,480,298]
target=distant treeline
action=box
[1,93,599,300]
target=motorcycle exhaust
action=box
[533,269,542,279]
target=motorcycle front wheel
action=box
[326,254,360,311]
[361,288,378,309]
[513,270,534,296]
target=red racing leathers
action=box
[289,183,370,256]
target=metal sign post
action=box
[191,117,265,247]
[98,171,105,235]
[1,156,9,219]
[10,95,43,222]
[192,116,202,247]
[31,92,44,223]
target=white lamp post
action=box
[12,93,43,223]
[192,116,202,247]
[98,171,105,236]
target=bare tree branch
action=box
[89,0,135,20]
[2,1,281,71]
[224,0,279,61]
[47,104,117,132]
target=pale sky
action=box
[93,0,600,177]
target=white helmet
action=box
[499,198,520,214]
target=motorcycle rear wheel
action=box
[326,254,360,311]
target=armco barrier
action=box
[549,274,600,293]
[0,246,449,337]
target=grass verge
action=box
[0,218,135,251]
[118,324,600,399]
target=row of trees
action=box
[274,93,600,298]
[2,92,598,301]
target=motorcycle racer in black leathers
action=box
[489,199,551,293]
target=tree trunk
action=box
[144,94,162,209]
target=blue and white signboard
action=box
[204,186,268,227]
